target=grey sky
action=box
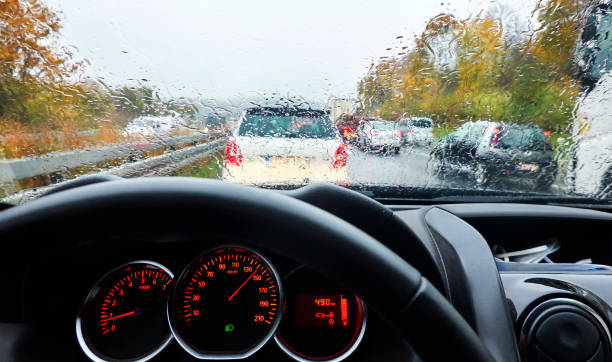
[43,0,536,105]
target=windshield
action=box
[238,109,336,139]
[498,127,552,151]
[371,122,395,130]
[1,0,611,203]
[411,119,432,128]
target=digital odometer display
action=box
[275,267,366,362]
[293,294,351,327]
[169,247,283,359]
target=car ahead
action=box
[222,107,348,184]
[125,116,180,138]
[355,120,401,154]
[125,117,156,138]
[397,117,434,146]
[336,114,360,144]
[431,121,557,191]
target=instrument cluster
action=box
[76,245,366,361]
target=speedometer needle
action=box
[227,271,257,301]
[101,310,135,322]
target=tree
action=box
[110,85,198,125]
[0,0,89,125]
[357,0,587,133]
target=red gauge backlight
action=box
[169,247,283,359]
[293,293,352,328]
[275,267,366,362]
[76,261,174,362]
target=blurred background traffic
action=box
[0,0,610,202]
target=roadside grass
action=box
[173,153,224,179]
[433,125,454,141]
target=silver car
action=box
[222,107,348,184]
[356,120,402,154]
[398,117,434,146]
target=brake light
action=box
[490,127,503,147]
[406,130,412,135]
[396,131,402,137]
[332,144,348,170]
[224,139,243,166]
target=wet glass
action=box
[0,0,611,203]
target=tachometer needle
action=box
[101,310,135,322]
[227,271,257,301]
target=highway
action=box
[2,137,569,205]
[347,145,440,188]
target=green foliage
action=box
[358,0,588,134]
[0,0,198,139]
[174,155,224,179]
[110,85,197,126]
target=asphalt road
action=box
[345,143,569,194]
[347,145,441,188]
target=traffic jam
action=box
[221,100,557,193]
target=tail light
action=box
[332,144,348,170]
[225,139,243,166]
[431,131,435,136]
[490,127,503,147]
[396,130,402,137]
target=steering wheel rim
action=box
[0,177,494,362]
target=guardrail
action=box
[1,135,228,204]
[2,137,228,205]
[0,133,222,183]
[104,137,226,178]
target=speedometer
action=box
[169,246,283,359]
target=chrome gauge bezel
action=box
[274,297,367,362]
[167,245,285,360]
[76,260,174,362]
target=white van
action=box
[573,2,612,197]
[573,82,612,197]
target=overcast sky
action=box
[43,0,536,106]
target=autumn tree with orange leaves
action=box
[359,0,591,133]
[0,0,99,126]
[0,0,197,159]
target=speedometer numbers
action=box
[76,261,173,362]
[169,247,283,359]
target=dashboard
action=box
[69,244,369,362]
[0,179,612,362]
[9,238,410,362]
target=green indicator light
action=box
[224,323,235,332]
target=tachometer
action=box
[169,246,283,359]
[76,261,173,362]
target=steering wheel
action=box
[0,178,494,361]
